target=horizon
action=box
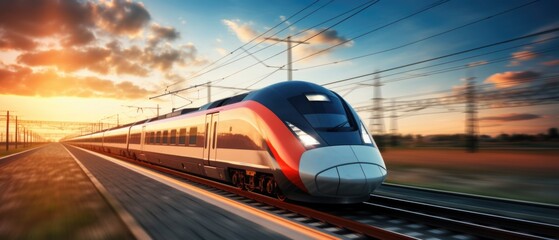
[1,0,558,141]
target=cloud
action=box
[296,29,352,46]
[542,59,559,66]
[222,19,259,42]
[479,113,541,122]
[110,55,149,76]
[16,41,205,77]
[0,31,38,51]
[0,65,153,99]
[143,43,205,71]
[512,50,537,61]
[17,48,111,73]
[0,0,205,99]
[94,0,151,36]
[0,0,154,51]
[0,0,96,48]
[148,23,180,46]
[467,60,488,67]
[508,50,537,67]
[216,47,228,56]
[222,19,352,62]
[484,71,541,88]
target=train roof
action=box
[68,81,331,139]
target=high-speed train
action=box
[65,81,387,204]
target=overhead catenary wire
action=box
[379,46,559,84]
[329,35,559,91]
[208,0,380,86]
[211,66,285,98]
[164,0,323,89]
[296,0,542,71]
[152,0,381,100]
[210,0,380,85]
[321,26,559,87]
[205,0,372,79]
[236,0,546,96]
[212,31,559,105]
[293,0,451,64]
[208,0,337,72]
[353,73,559,111]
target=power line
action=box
[210,0,380,85]
[293,0,450,64]
[329,36,559,91]
[239,46,282,68]
[381,46,559,84]
[297,0,541,71]
[321,26,559,87]
[164,0,322,89]
[211,0,337,70]
[207,0,371,78]
[151,0,381,100]
[353,74,559,113]
[352,75,557,109]
[264,36,309,80]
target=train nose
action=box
[299,145,387,197]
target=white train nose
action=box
[299,145,387,197]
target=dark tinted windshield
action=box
[289,93,355,131]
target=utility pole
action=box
[371,74,385,134]
[15,116,18,149]
[465,76,478,152]
[371,74,385,150]
[207,82,211,103]
[390,99,398,147]
[264,36,309,81]
[6,111,9,152]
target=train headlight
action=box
[286,122,319,147]
[361,124,373,144]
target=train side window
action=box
[170,129,177,144]
[162,130,168,144]
[156,131,161,144]
[150,132,155,144]
[178,128,186,145]
[189,127,197,145]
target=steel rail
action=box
[371,195,559,238]
[80,146,414,240]
[365,195,558,240]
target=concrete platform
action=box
[0,143,133,239]
[64,145,331,239]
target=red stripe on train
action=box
[240,101,307,192]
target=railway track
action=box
[78,146,559,240]
[377,183,559,226]
[365,195,558,239]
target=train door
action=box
[141,126,146,151]
[138,125,147,161]
[203,112,219,166]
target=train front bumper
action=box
[297,145,386,202]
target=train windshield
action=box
[290,93,356,131]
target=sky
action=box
[1,0,558,140]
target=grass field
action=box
[381,148,559,204]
